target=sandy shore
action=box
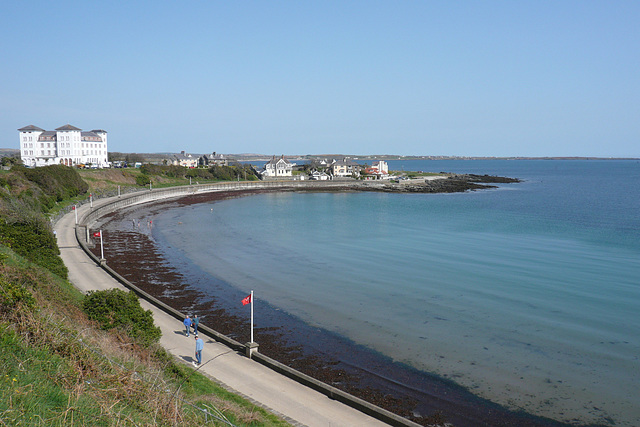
[89,187,562,427]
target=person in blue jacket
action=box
[183,315,192,337]
[194,335,204,366]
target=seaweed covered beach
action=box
[90,183,563,427]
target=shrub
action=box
[83,289,161,347]
[18,164,88,202]
[137,163,259,181]
[0,277,36,314]
[140,164,163,176]
[0,221,67,279]
[135,174,151,186]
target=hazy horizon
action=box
[1,146,638,160]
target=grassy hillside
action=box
[0,165,288,426]
[78,164,258,194]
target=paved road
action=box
[55,199,389,427]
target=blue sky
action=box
[1,1,638,157]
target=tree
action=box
[1,156,22,167]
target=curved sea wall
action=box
[78,180,359,225]
[75,180,421,427]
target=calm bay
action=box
[148,160,640,426]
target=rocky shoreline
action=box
[291,173,522,194]
[370,174,521,193]
[88,176,567,427]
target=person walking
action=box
[194,335,204,366]
[183,315,192,337]
[192,314,200,335]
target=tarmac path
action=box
[55,197,391,427]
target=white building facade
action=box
[371,160,389,175]
[170,151,198,168]
[261,155,294,177]
[18,124,109,168]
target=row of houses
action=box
[159,153,390,180]
[169,151,230,168]
[261,155,389,179]
[17,126,390,180]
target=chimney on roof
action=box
[181,150,185,155]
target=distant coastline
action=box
[1,147,638,164]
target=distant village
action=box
[121,152,391,181]
[15,124,393,180]
[14,124,630,179]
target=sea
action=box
[149,160,640,426]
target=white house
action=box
[199,152,229,167]
[362,160,390,179]
[170,151,198,168]
[329,157,361,178]
[371,160,389,175]
[309,171,330,180]
[261,155,294,177]
[18,124,109,168]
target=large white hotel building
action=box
[18,124,108,168]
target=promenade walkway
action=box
[55,194,391,427]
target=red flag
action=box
[241,294,252,306]
[93,231,101,237]
[72,206,76,210]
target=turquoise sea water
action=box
[152,160,640,426]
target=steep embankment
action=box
[0,165,288,426]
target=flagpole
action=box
[250,290,254,343]
[99,229,104,260]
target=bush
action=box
[135,174,151,186]
[82,289,161,347]
[17,165,88,202]
[0,221,67,279]
[139,164,163,176]
[139,163,260,181]
[0,277,36,314]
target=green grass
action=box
[0,163,288,426]
[79,168,235,190]
[180,370,290,426]
[391,170,444,178]
[0,246,82,310]
[0,248,290,426]
[0,326,113,426]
